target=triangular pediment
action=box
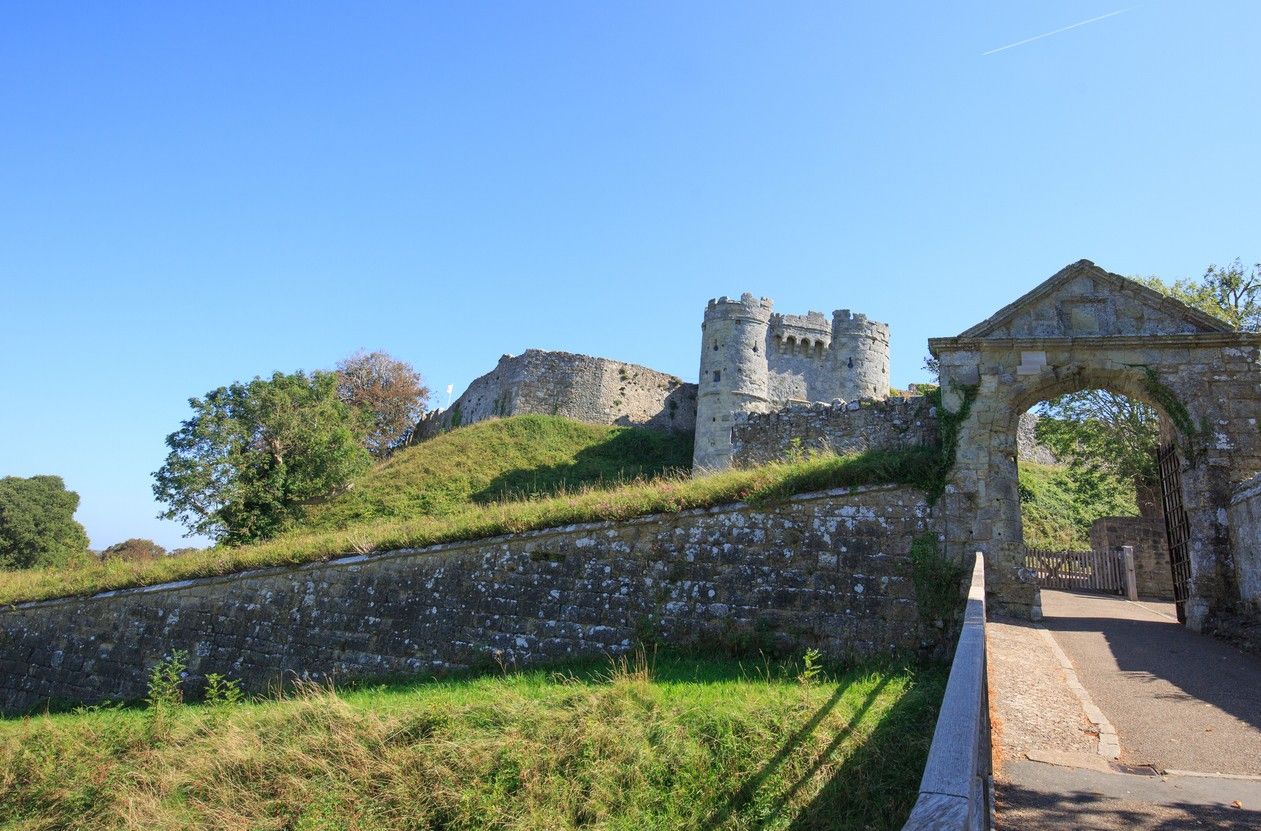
[958,260,1234,339]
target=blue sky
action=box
[2,1,1258,549]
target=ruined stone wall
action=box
[1016,412,1058,465]
[0,486,937,714]
[415,350,697,440]
[1089,516,1174,600]
[1231,473,1261,612]
[730,396,938,468]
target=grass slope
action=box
[0,655,946,831]
[1019,461,1138,550]
[303,415,695,531]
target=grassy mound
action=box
[1018,461,1138,550]
[303,415,695,531]
[0,655,946,831]
[0,447,937,605]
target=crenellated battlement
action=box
[705,293,775,320]
[770,311,832,359]
[770,310,830,330]
[832,309,889,340]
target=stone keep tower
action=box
[829,310,891,402]
[694,293,773,471]
[693,295,891,471]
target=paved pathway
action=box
[1040,590,1261,776]
[989,590,1261,830]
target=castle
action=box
[414,294,892,471]
[694,294,890,470]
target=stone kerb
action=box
[0,484,937,715]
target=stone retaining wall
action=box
[0,485,936,714]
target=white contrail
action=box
[982,7,1137,56]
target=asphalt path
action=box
[1039,590,1261,777]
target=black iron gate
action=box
[1157,442,1193,623]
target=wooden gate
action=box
[1157,442,1193,623]
[1025,548,1124,593]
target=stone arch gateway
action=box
[930,261,1261,628]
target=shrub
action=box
[99,538,166,562]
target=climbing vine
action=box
[1138,366,1210,463]
[1140,367,1197,438]
[923,382,979,502]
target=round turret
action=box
[829,310,891,402]
[694,293,773,471]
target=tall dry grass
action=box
[0,655,946,831]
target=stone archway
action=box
[930,261,1261,628]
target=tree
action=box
[0,475,91,570]
[1034,390,1160,489]
[153,370,372,545]
[1135,258,1261,332]
[335,351,430,457]
[100,538,166,562]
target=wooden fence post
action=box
[1122,545,1138,601]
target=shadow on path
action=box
[1040,591,1261,749]
[999,779,1260,831]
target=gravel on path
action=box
[987,614,1099,769]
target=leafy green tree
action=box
[1135,258,1261,332]
[0,475,91,570]
[100,538,167,562]
[1034,390,1160,489]
[153,371,372,545]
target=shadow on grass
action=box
[782,671,945,831]
[700,677,884,830]
[471,428,694,506]
[698,666,945,831]
[691,665,948,831]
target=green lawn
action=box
[0,655,946,831]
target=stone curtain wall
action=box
[1231,473,1261,612]
[730,396,939,468]
[0,486,935,714]
[415,350,698,440]
[729,397,1057,469]
[1089,516,1174,599]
